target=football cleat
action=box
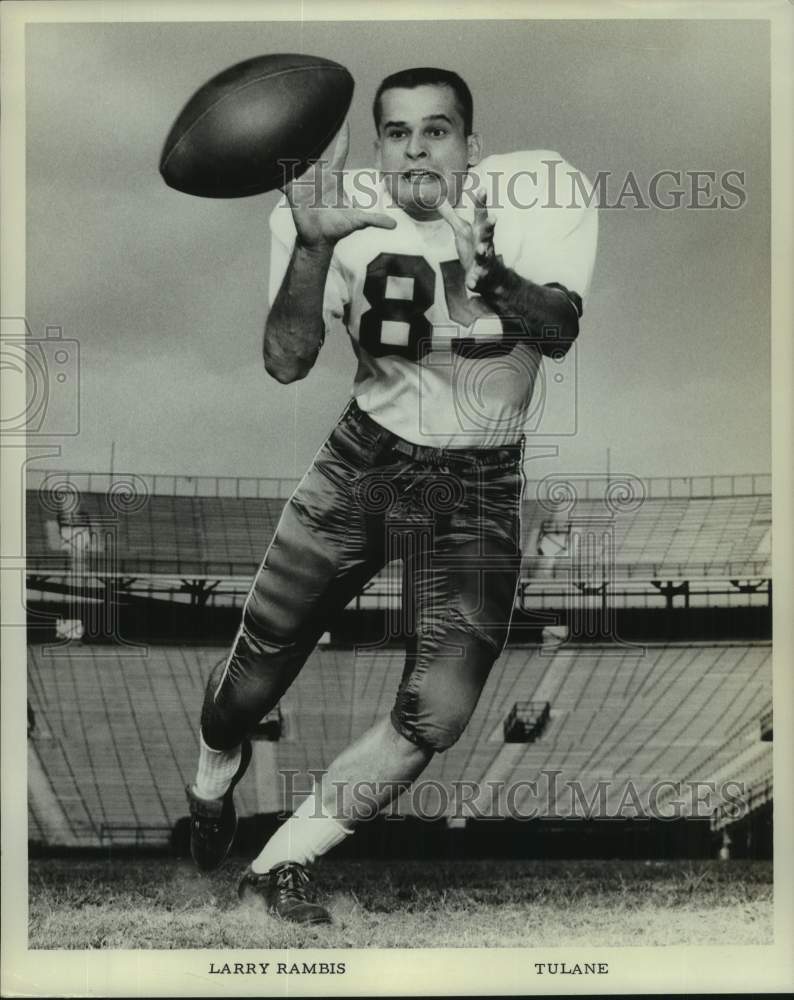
[238,861,332,925]
[185,737,252,872]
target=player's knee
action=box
[200,672,240,751]
[200,619,302,749]
[422,713,468,752]
[393,621,500,753]
[391,702,468,753]
[392,662,488,753]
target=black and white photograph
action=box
[1,0,792,996]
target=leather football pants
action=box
[201,399,524,754]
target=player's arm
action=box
[438,190,583,358]
[264,243,334,384]
[478,267,582,358]
[264,124,396,384]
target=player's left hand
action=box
[437,188,498,292]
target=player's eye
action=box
[385,128,407,140]
[427,127,448,138]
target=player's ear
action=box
[467,131,482,167]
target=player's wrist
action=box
[294,235,336,260]
[474,258,514,300]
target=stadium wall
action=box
[175,814,721,862]
[26,598,771,646]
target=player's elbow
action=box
[547,288,581,345]
[263,355,307,384]
[262,336,303,384]
[536,302,580,359]
[265,365,296,385]
[263,345,318,384]
[263,317,324,383]
[558,309,579,344]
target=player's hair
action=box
[373,68,474,135]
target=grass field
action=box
[28,857,772,949]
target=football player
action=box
[186,67,598,924]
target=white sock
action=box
[250,790,354,873]
[193,732,241,801]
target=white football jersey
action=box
[269,151,598,449]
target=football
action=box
[159,53,354,198]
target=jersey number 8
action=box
[359,252,521,361]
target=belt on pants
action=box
[347,399,524,469]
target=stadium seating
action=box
[26,486,770,580]
[25,471,773,849]
[27,641,772,844]
[26,491,286,577]
[25,493,70,571]
[524,493,771,579]
[397,643,772,819]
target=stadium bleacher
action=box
[27,641,772,845]
[25,470,773,852]
[528,493,770,579]
[26,472,771,581]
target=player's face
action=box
[375,84,481,220]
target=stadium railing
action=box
[25,471,771,579]
[26,469,771,501]
[98,823,172,848]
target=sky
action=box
[25,17,771,483]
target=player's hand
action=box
[437,188,498,292]
[280,122,397,250]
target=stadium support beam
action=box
[651,580,690,609]
[99,576,137,592]
[730,579,771,607]
[179,578,220,607]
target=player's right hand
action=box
[280,122,397,249]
